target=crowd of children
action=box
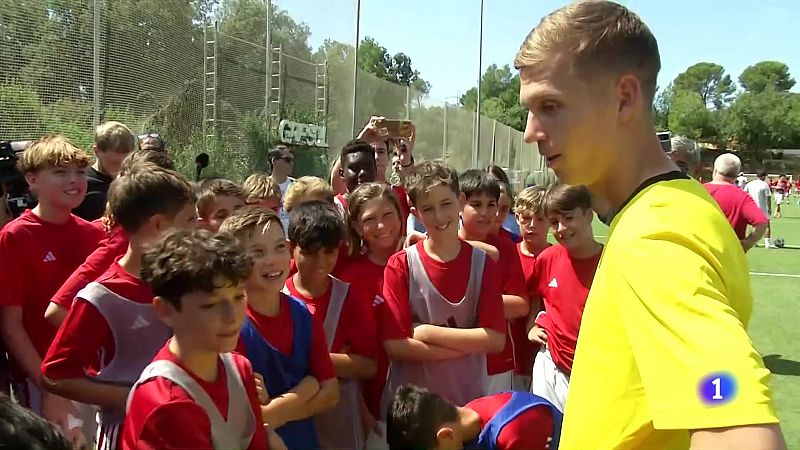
[0,119,591,450]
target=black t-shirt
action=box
[73,166,112,221]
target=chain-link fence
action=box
[1,0,543,188]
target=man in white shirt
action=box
[268,145,295,232]
[744,169,772,248]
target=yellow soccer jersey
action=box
[559,176,778,450]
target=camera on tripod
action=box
[0,140,37,218]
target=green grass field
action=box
[588,197,800,447]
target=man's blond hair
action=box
[94,121,135,153]
[242,173,281,203]
[514,185,546,216]
[17,135,91,174]
[283,176,334,213]
[196,179,244,219]
[515,0,661,104]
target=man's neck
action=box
[247,289,281,317]
[292,272,330,299]
[168,338,219,383]
[521,240,549,257]
[92,160,110,178]
[118,243,143,277]
[457,406,484,443]
[589,133,678,214]
[272,172,288,184]
[710,176,735,185]
[566,239,603,260]
[423,234,462,263]
[32,203,71,224]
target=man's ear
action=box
[410,206,419,220]
[458,192,467,210]
[616,74,642,123]
[92,143,100,157]
[24,171,37,189]
[153,296,175,328]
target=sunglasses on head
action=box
[138,133,161,140]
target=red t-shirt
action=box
[122,344,267,450]
[381,240,505,341]
[512,242,551,376]
[484,233,527,375]
[0,210,104,360]
[704,183,768,239]
[338,254,389,417]
[42,260,155,379]
[236,295,336,382]
[51,224,130,309]
[466,392,553,450]
[531,245,600,376]
[284,276,378,360]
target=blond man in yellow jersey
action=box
[515,1,785,449]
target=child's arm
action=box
[260,375,319,428]
[330,352,376,379]
[41,377,130,411]
[292,378,339,419]
[44,303,68,328]
[40,299,128,410]
[466,240,499,261]
[384,338,467,361]
[412,325,505,354]
[0,306,43,383]
[502,294,529,320]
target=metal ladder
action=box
[269,45,282,124]
[315,60,328,119]
[202,23,218,140]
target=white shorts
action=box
[486,370,514,394]
[365,422,389,450]
[775,193,784,204]
[530,346,570,413]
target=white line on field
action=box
[750,272,800,278]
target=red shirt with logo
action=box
[531,244,601,376]
[466,392,553,450]
[0,210,104,361]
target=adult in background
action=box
[138,133,166,153]
[745,169,774,248]
[515,1,784,448]
[705,154,768,252]
[73,121,135,221]
[666,135,701,179]
[268,145,296,231]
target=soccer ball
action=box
[773,238,785,248]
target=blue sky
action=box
[277,0,800,102]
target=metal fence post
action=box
[442,103,448,160]
[92,0,100,126]
[490,119,497,166]
[265,0,272,116]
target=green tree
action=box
[459,64,526,130]
[723,88,797,156]
[667,90,715,140]
[673,62,735,110]
[653,85,674,131]
[739,61,796,94]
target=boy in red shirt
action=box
[457,170,528,394]
[41,164,197,449]
[284,200,378,450]
[197,178,245,232]
[386,384,560,450]
[123,229,271,450]
[527,184,602,413]
[0,136,104,422]
[381,160,506,412]
[511,186,551,391]
[221,206,339,450]
[45,149,176,327]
